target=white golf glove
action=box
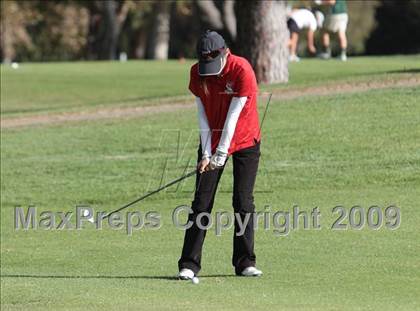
[201,151,211,161]
[209,149,227,170]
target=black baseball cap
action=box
[196,30,226,76]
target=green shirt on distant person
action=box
[331,0,347,14]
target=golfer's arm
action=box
[216,97,247,155]
[196,97,212,159]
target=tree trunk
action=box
[133,29,147,59]
[235,0,289,84]
[146,1,170,60]
[222,0,237,41]
[98,0,119,60]
[195,0,236,47]
[87,0,130,60]
[195,0,224,29]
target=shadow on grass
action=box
[386,68,420,74]
[338,67,420,78]
[0,274,236,280]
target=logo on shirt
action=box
[224,82,235,94]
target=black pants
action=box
[178,142,260,275]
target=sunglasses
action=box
[200,48,225,61]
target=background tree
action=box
[2,0,418,64]
[86,0,131,60]
[145,1,171,60]
[168,2,200,59]
[366,0,420,55]
[1,0,89,62]
[118,1,153,59]
[346,0,379,54]
[235,0,289,83]
[0,1,34,63]
[194,0,236,47]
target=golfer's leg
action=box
[231,142,260,274]
[322,31,330,50]
[178,148,224,274]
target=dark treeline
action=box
[1,0,237,62]
[1,0,420,63]
[366,0,420,55]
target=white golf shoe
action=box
[289,54,301,62]
[178,268,195,280]
[318,52,331,60]
[241,266,263,277]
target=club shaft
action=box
[103,169,196,219]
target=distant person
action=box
[318,0,348,61]
[287,8,318,62]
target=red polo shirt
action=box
[189,53,260,155]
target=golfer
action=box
[287,8,318,62]
[318,0,348,61]
[178,30,262,279]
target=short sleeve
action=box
[189,65,200,96]
[235,62,258,97]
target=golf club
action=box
[102,93,272,220]
[102,169,196,220]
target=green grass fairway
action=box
[1,55,419,116]
[1,56,420,310]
